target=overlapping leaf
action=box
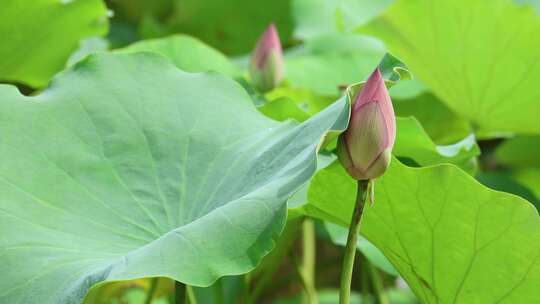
[117,35,239,76]
[0,53,349,303]
[496,136,540,168]
[395,117,479,173]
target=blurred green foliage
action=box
[2,0,540,303]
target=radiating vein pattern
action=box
[307,160,540,304]
[0,53,349,303]
[362,0,540,134]
[366,163,540,304]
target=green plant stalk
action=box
[339,179,369,304]
[301,218,318,304]
[187,286,197,304]
[368,261,389,304]
[144,277,159,304]
[214,279,224,304]
[291,250,314,300]
[249,218,302,303]
[244,272,252,304]
[175,281,186,304]
[360,255,370,304]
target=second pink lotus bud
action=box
[337,68,396,180]
[249,24,284,92]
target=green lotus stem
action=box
[368,261,389,304]
[244,272,252,303]
[175,281,186,304]
[360,255,370,304]
[144,277,159,304]
[187,286,197,304]
[291,250,313,299]
[339,179,369,304]
[214,279,224,304]
[301,218,318,304]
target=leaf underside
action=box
[0,53,349,304]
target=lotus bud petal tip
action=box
[337,68,396,180]
[249,23,284,92]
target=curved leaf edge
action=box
[8,52,351,302]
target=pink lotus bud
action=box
[337,68,396,180]
[249,24,284,92]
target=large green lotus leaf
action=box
[361,0,540,135]
[117,35,239,77]
[292,0,394,40]
[0,53,349,303]
[0,0,108,88]
[495,136,540,168]
[305,160,540,303]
